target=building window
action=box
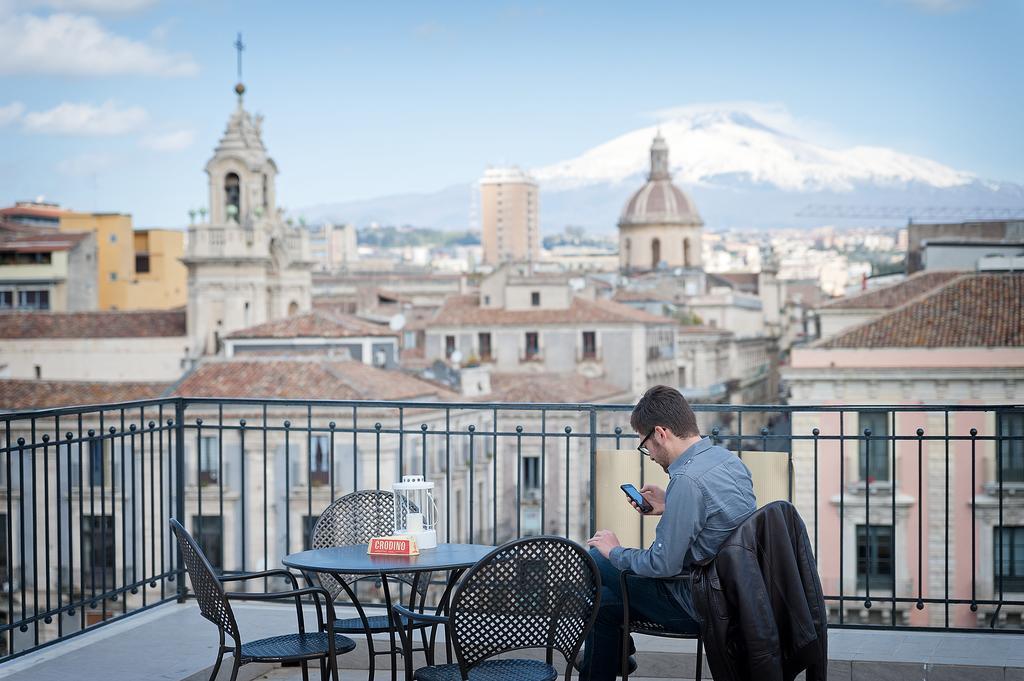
[478,332,492,360]
[303,515,320,551]
[109,233,117,243]
[89,439,105,485]
[483,295,490,305]
[531,291,540,307]
[522,455,541,494]
[525,332,539,360]
[82,515,116,587]
[858,412,890,482]
[856,524,893,589]
[135,254,150,274]
[582,331,597,360]
[445,335,456,359]
[995,526,1024,592]
[18,289,49,310]
[109,271,118,282]
[0,252,51,265]
[998,412,1024,483]
[678,367,686,387]
[198,436,219,486]
[651,238,661,269]
[0,291,11,309]
[310,435,329,486]
[684,238,692,267]
[192,516,223,571]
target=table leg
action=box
[429,568,464,665]
[333,574,377,681]
[380,575,399,681]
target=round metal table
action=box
[283,543,495,576]
[283,543,494,681]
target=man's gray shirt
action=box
[609,436,756,620]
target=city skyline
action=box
[1,1,1022,228]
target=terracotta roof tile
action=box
[820,272,1024,348]
[712,272,759,293]
[0,230,89,253]
[817,271,960,310]
[171,358,457,401]
[487,372,628,403]
[430,295,674,327]
[0,380,171,411]
[226,311,394,339]
[0,309,186,338]
[0,205,68,219]
[612,290,667,303]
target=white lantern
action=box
[392,475,437,549]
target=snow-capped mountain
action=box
[533,103,974,192]
[299,103,1022,232]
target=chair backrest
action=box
[169,518,239,643]
[448,536,600,678]
[310,489,421,597]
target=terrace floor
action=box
[0,601,1022,681]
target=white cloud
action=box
[140,128,195,152]
[0,12,198,77]
[56,151,113,177]
[898,0,974,12]
[23,100,148,135]
[413,21,447,39]
[0,101,24,126]
[0,1,158,14]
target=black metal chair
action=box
[309,490,435,681]
[620,569,703,681]
[169,518,356,681]
[393,536,601,681]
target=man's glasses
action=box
[637,429,655,457]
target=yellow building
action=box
[130,229,187,309]
[59,212,185,310]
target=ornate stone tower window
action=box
[684,238,692,267]
[651,238,661,269]
[262,173,269,212]
[225,173,241,222]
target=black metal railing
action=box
[0,397,1022,661]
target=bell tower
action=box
[204,41,278,228]
[183,34,311,360]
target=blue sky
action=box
[0,0,1020,227]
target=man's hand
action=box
[586,529,621,558]
[635,484,666,515]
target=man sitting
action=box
[583,385,757,681]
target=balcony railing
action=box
[0,398,1022,662]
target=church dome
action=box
[619,134,702,228]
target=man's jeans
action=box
[581,548,700,681]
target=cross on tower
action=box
[234,32,245,82]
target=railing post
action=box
[589,408,597,538]
[174,398,187,603]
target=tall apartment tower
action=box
[480,167,539,265]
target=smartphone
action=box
[620,483,653,513]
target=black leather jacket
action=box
[690,501,827,681]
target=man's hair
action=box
[630,385,700,438]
